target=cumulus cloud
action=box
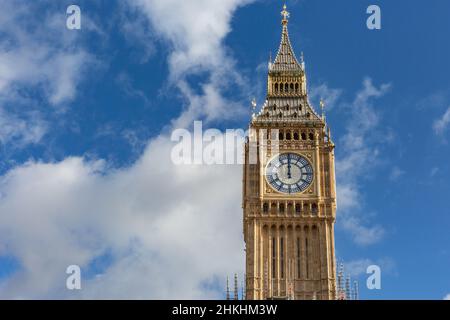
[0,0,258,300]
[0,2,394,299]
[0,134,244,299]
[433,107,450,136]
[336,78,391,246]
[0,0,96,146]
[444,294,450,300]
[126,0,256,127]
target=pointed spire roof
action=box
[252,3,323,125]
[234,274,239,300]
[270,4,302,73]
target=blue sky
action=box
[0,0,449,299]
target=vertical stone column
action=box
[275,225,280,297]
[314,132,322,198]
[268,226,273,298]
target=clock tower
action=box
[243,4,337,300]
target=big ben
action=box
[243,4,337,300]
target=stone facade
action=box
[243,5,337,301]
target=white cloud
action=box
[343,259,373,277]
[433,107,450,136]
[0,2,396,299]
[0,1,97,146]
[126,0,256,127]
[0,134,244,299]
[343,257,396,278]
[389,166,405,182]
[430,167,439,177]
[309,83,342,111]
[0,0,258,299]
[0,109,47,148]
[336,78,391,246]
[444,294,450,300]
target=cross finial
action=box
[281,3,290,24]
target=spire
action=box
[253,2,322,124]
[320,98,326,120]
[270,3,302,73]
[242,273,246,300]
[337,263,345,300]
[281,3,290,25]
[345,275,351,300]
[234,274,239,300]
[353,281,359,300]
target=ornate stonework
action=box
[243,4,337,300]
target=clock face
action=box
[265,153,314,194]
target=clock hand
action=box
[287,155,292,179]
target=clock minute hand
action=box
[287,156,292,179]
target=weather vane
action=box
[281,3,290,23]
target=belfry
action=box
[243,4,338,300]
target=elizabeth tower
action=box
[243,5,337,300]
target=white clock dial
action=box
[265,153,314,194]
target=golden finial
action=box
[251,98,257,112]
[281,3,290,25]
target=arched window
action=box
[290,83,294,92]
[280,83,284,92]
[293,132,299,140]
[271,203,277,213]
[280,237,285,279]
[295,83,299,93]
[287,202,293,214]
[297,237,301,278]
[275,83,279,92]
[279,203,285,213]
[301,132,307,140]
[309,132,314,140]
[272,236,277,278]
[285,83,289,92]
[263,203,269,214]
[304,227,310,279]
[312,203,318,215]
[295,204,301,214]
[286,132,292,140]
[279,132,284,140]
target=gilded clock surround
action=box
[265,152,314,195]
[243,5,337,301]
